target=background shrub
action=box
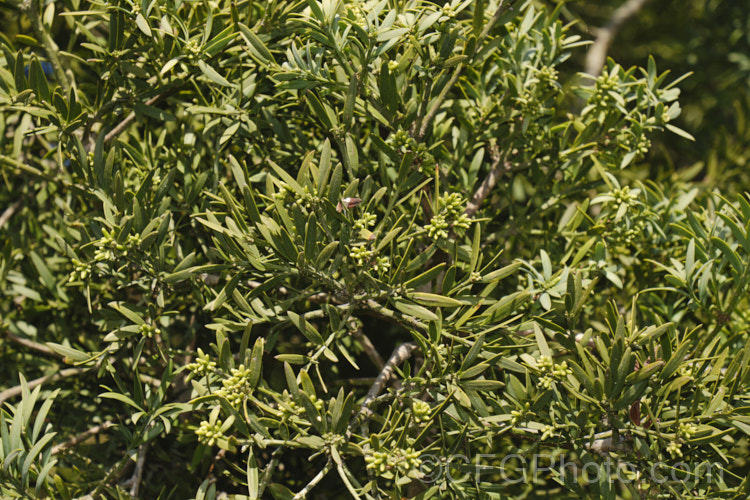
[2,0,750,498]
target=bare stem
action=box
[359,342,418,417]
[293,458,333,500]
[103,93,168,145]
[258,447,283,497]
[52,420,116,455]
[126,441,150,497]
[0,200,24,230]
[364,299,427,332]
[585,0,650,76]
[0,367,88,405]
[415,66,463,140]
[464,143,509,217]
[412,0,509,141]
[350,322,385,371]
[3,331,61,359]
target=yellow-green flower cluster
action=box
[139,323,162,338]
[349,245,373,265]
[590,71,621,108]
[425,193,472,241]
[678,422,698,439]
[186,348,216,377]
[217,364,252,407]
[411,400,431,423]
[354,212,377,232]
[93,228,141,262]
[510,402,531,425]
[195,419,226,446]
[69,258,90,282]
[365,443,422,476]
[372,256,390,273]
[540,424,557,441]
[322,432,345,447]
[426,214,449,240]
[438,192,464,216]
[536,355,572,389]
[274,184,319,212]
[666,440,683,458]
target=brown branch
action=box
[52,420,116,455]
[124,441,150,497]
[359,342,418,417]
[464,143,509,217]
[0,200,24,230]
[0,367,88,405]
[3,331,62,359]
[349,320,385,371]
[585,0,650,76]
[103,92,169,145]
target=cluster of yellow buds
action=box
[349,245,373,265]
[217,364,252,407]
[411,400,431,423]
[68,258,90,282]
[93,228,141,262]
[365,443,422,476]
[139,323,161,338]
[536,355,572,389]
[186,348,217,377]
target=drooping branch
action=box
[585,0,650,76]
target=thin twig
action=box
[585,0,650,76]
[359,342,418,417]
[350,323,385,371]
[0,367,88,405]
[586,431,631,455]
[126,441,150,497]
[364,299,427,332]
[463,143,509,217]
[52,420,116,455]
[415,67,463,140]
[336,461,362,499]
[0,200,24,230]
[3,331,61,359]
[293,458,334,500]
[103,93,168,145]
[258,447,283,498]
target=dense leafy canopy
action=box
[2,0,750,498]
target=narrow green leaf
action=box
[198,60,231,87]
[135,13,152,36]
[287,311,325,345]
[393,299,438,321]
